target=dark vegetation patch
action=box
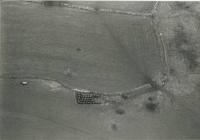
[111,123,118,131]
[179,49,199,70]
[115,108,125,115]
[173,2,191,11]
[145,95,159,112]
[148,96,154,102]
[41,1,69,7]
[76,48,82,52]
[174,24,189,47]
[143,75,161,91]
[121,94,129,100]
[195,82,200,94]
[172,2,200,26]
[145,102,158,112]
[173,24,199,71]
[169,68,177,75]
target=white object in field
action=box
[21,81,28,85]
[159,33,163,36]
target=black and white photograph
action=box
[0,1,200,140]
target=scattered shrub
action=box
[179,49,198,70]
[145,102,158,112]
[115,108,125,115]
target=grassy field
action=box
[1,1,164,92]
[2,1,200,140]
[1,78,200,140]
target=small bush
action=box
[115,108,125,115]
[180,49,198,70]
[145,102,158,112]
